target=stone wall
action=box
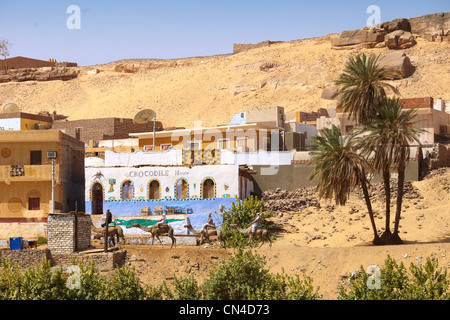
[0,248,51,269]
[233,40,284,54]
[0,248,126,271]
[0,67,77,83]
[47,213,91,254]
[50,251,126,272]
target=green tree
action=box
[308,125,380,245]
[358,97,423,244]
[333,53,399,124]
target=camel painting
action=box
[230,224,272,248]
[184,223,225,247]
[132,223,176,249]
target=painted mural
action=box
[86,165,242,235]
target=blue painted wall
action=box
[86,198,236,216]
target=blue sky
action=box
[1,0,448,66]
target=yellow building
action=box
[0,130,85,223]
[0,111,53,131]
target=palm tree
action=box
[309,125,381,245]
[333,53,400,125]
[358,97,423,244]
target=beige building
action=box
[0,130,85,223]
[317,97,450,146]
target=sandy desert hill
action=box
[0,32,449,128]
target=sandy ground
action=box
[0,36,448,129]
[85,167,450,300]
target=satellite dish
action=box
[133,109,155,124]
[3,103,20,113]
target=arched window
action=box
[175,178,189,199]
[121,180,134,200]
[91,183,103,214]
[202,178,215,199]
[148,180,160,200]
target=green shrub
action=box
[222,196,273,248]
[201,248,320,300]
[37,237,47,245]
[338,255,450,300]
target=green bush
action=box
[222,196,273,248]
[338,255,450,300]
[201,248,321,300]
[37,237,47,245]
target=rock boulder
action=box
[385,30,416,49]
[377,51,414,79]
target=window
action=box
[161,143,172,151]
[190,141,201,150]
[144,145,154,151]
[202,179,215,199]
[30,151,42,165]
[175,179,189,199]
[149,180,160,200]
[345,125,354,134]
[217,139,230,149]
[28,198,40,210]
[236,137,249,151]
[440,125,448,134]
[121,181,134,200]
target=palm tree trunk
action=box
[381,167,392,241]
[393,150,406,244]
[360,174,381,245]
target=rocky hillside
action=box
[0,14,448,128]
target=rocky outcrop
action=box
[331,12,449,50]
[331,29,386,49]
[385,30,416,49]
[377,51,414,78]
[0,67,78,83]
[409,12,450,42]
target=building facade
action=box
[0,130,85,226]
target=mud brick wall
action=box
[52,118,163,145]
[51,251,126,272]
[0,249,126,272]
[0,248,51,269]
[47,213,91,254]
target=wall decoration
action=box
[8,198,23,213]
[1,148,11,158]
[10,165,25,177]
[108,178,116,193]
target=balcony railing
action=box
[0,164,59,182]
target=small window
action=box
[161,144,172,151]
[345,125,354,134]
[28,198,40,210]
[30,151,42,165]
[440,125,448,134]
[218,139,229,149]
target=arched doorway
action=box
[92,183,103,214]
[149,180,160,200]
[175,178,189,199]
[202,178,215,199]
